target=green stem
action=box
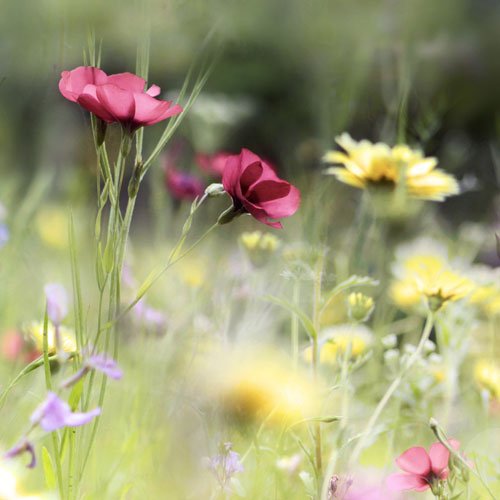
[312,255,324,484]
[291,280,300,369]
[348,312,434,466]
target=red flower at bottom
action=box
[222,148,300,228]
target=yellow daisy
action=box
[304,324,373,364]
[390,239,474,311]
[324,133,459,201]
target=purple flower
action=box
[4,439,36,468]
[31,392,100,432]
[87,353,123,379]
[207,442,244,491]
[0,224,9,249]
[44,283,68,326]
[133,299,167,335]
[61,351,122,388]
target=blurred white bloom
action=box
[381,334,397,349]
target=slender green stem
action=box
[291,280,300,369]
[312,255,324,483]
[348,312,434,466]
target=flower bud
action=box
[346,292,374,323]
[204,183,225,197]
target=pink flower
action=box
[221,148,300,228]
[165,166,205,201]
[59,66,182,132]
[195,152,233,177]
[386,440,460,492]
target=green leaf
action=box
[263,295,317,340]
[42,446,56,490]
[68,379,84,411]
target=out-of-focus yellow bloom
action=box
[0,463,45,499]
[35,206,68,250]
[474,359,500,400]
[25,321,77,354]
[324,133,459,201]
[178,257,207,288]
[346,292,374,323]
[239,231,280,266]
[390,240,474,311]
[200,349,320,424]
[468,266,500,317]
[304,325,373,364]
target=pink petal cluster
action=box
[387,440,460,492]
[59,66,182,131]
[195,152,233,177]
[222,148,300,228]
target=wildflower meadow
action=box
[1,1,499,499]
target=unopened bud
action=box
[347,292,374,323]
[205,183,225,197]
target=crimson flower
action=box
[386,440,460,492]
[59,66,182,132]
[221,148,300,228]
[196,152,233,177]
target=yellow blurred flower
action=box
[468,266,500,317]
[304,324,373,364]
[178,257,207,288]
[35,206,68,250]
[390,239,474,311]
[239,231,280,266]
[474,359,500,400]
[324,133,459,201]
[25,321,77,354]
[0,463,45,499]
[200,348,320,424]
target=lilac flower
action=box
[207,442,244,491]
[87,353,123,379]
[133,299,167,335]
[44,283,68,326]
[31,392,100,432]
[0,224,9,249]
[4,439,36,468]
[61,351,123,388]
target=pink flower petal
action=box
[106,72,146,93]
[396,446,432,476]
[78,85,116,123]
[146,84,161,97]
[95,84,136,123]
[132,93,182,128]
[429,442,451,476]
[386,473,429,491]
[59,66,108,102]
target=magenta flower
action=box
[30,392,100,432]
[165,166,205,201]
[386,440,460,492]
[222,148,300,228]
[196,152,233,177]
[59,66,182,132]
[44,283,68,326]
